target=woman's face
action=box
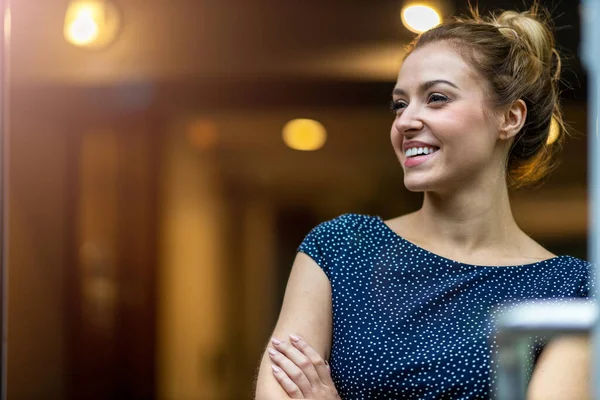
[390,42,504,193]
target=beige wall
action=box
[157,125,229,400]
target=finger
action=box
[289,334,334,385]
[268,346,312,396]
[272,337,322,386]
[271,364,304,399]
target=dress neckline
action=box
[374,215,563,268]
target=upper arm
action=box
[527,335,591,400]
[255,251,333,399]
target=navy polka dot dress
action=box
[297,213,595,399]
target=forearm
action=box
[256,253,334,399]
[527,335,591,400]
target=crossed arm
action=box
[254,252,338,399]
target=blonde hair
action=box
[405,2,567,189]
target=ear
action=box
[499,99,527,140]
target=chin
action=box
[403,171,448,193]
[403,177,430,193]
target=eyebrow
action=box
[392,79,460,97]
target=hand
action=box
[268,334,341,399]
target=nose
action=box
[393,105,424,135]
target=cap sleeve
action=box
[576,261,596,299]
[297,222,331,279]
[296,213,362,281]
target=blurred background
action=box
[3,0,589,399]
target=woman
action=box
[255,3,594,399]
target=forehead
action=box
[396,43,480,91]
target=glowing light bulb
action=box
[67,10,99,45]
[282,119,327,151]
[401,4,441,33]
[64,1,120,49]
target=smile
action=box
[404,148,439,168]
[404,146,439,158]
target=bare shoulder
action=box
[255,252,333,399]
[527,335,591,400]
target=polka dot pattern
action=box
[297,213,595,399]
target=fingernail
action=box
[289,333,301,342]
[271,365,281,373]
[271,337,282,346]
[268,347,278,356]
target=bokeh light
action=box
[282,119,327,151]
[64,1,120,48]
[187,119,219,151]
[547,116,560,145]
[401,4,441,33]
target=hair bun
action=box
[493,9,555,69]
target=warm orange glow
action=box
[187,119,219,151]
[64,1,120,48]
[401,4,441,33]
[282,119,327,151]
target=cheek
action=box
[432,112,496,169]
[437,105,479,126]
[432,106,490,143]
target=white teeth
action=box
[405,146,438,158]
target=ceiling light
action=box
[401,4,441,33]
[282,119,327,151]
[64,1,121,49]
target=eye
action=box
[427,93,450,104]
[389,99,408,114]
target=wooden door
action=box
[66,115,159,400]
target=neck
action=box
[413,179,521,255]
